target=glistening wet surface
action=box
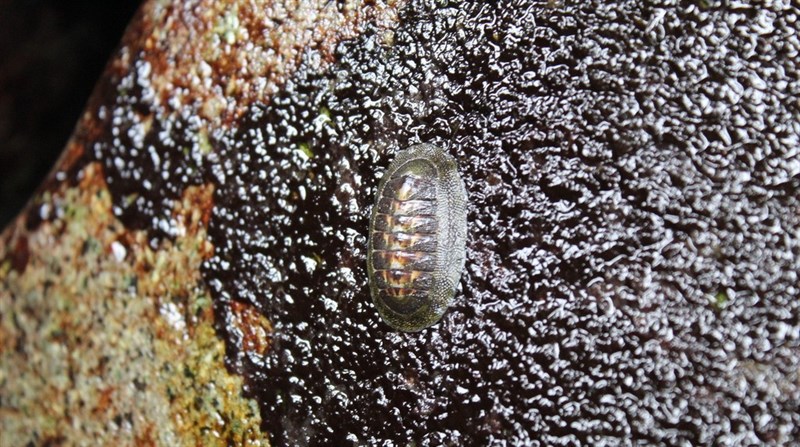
[37,0,800,445]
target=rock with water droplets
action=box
[1,0,799,445]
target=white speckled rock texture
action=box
[2,0,799,445]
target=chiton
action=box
[367,143,468,332]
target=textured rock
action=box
[0,163,266,445]
[2,0,799,446]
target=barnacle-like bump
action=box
[367,144,468,332]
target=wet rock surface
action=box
[7,0,800,445]
[201,1,800,444]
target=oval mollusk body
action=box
[367,143,467,332]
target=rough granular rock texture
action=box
[0,163,267,445]
[1,0,799,446]
[200,1,800,445]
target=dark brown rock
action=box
[2,0,799,446]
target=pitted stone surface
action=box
[200,1,799,444]
[15,0,799,445]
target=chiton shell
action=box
[367,143,468,332]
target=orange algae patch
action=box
[0,163,270,446]
[116,0,404,124]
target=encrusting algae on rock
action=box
[1,0,409,444]
[2,0,800,445]
[0,163,268,446]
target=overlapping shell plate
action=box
[367,144,467,332]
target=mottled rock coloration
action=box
[1,163,266,445]
[2,0,800,446]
